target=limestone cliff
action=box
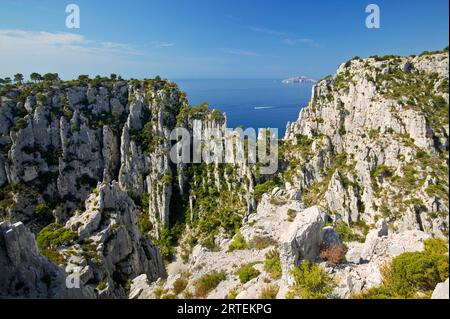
[0,76,254,298]
[129,50,448,300]
[284,51,449,236]
[0,48,448,299]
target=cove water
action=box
[176,79,313,137]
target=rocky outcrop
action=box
[1,49,448,299]
[0,221,94,298]
[431,278,449,299]
[279,206,325,284]
[61,182,165,298]
[129,274,157,299]
[284,51,449,236]
[0,76,256,298]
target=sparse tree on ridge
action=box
[43,73,59,82]
[14,73,24,84]
[30,72,43,83]
[78,74,90,83]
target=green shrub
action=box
[287,260,333,299]
[161,174,172,185]
[36,223,78,265]
[253,180,276,202]
[173,276,188,295]
[260,285,279,299]
[194,270,226,298]
[372,164,394,181]
[235,263,260,284]
[34,204,53,223]
[227,232,247,252]
[369,129,380,139]
[225,288,239,299]
[13,117,28,131]
[264,249,282,279]
[154,227,175,260]
[137,213,152,236]
[96,281,107,291]
[37,223,78,249]
[287,209,297,222]
[335,221,356,243]
[154,285,166,299]
[183,290,194,299]
[248,236,277,250]
[295,134,313,154]
[356,238,449,299]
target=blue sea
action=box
[176,79,313,137]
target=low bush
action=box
[259,285,279,299]
[287,260,333,299]
[36,223,78,265]
[335,221,365,243]
[225,288,239,299]
[235,263,260,284]
[227,232,247,252]
[137,213,152,236]
[355,238,449,299]
[248,236,277,250]
[264,249,282,279]
[173,276,188,295]
[96,281,107,291]
[37,223,78,249]
[254,180,276,202]
[194,270,226,298]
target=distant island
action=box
[282,76,317,84]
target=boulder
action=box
[280,206,326,284]
[431,279,449,299]
[129,274,157,299]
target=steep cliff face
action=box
[0,49,448,299]
[284,51,449,237]
[126,50,448,300]
[0,78,184,232]
[0,76,256,297]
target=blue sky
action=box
[0,0,448,79]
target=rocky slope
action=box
[285,51,449,236]
[129,49,448,300]
[0,48,448,299]
[0,76,253,297]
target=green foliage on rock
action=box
[253,180,276,202]
[356,238,449,299]
[227,232,247,252]
[37,223,78,249]
[287,260,333,299]
[194,270,226,298]
[264,249,282,279]
[36,223,78,265]
[260,285,279,299]
[235,263,260,284]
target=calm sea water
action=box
[176,79,313,136]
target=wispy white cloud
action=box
[249,26,287,37]
[219,48,262,57]
[0,29,145,56]
[152,41,175,49]
[0,29,87,46]
[282,38,314,46]
[249,26,318,47]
